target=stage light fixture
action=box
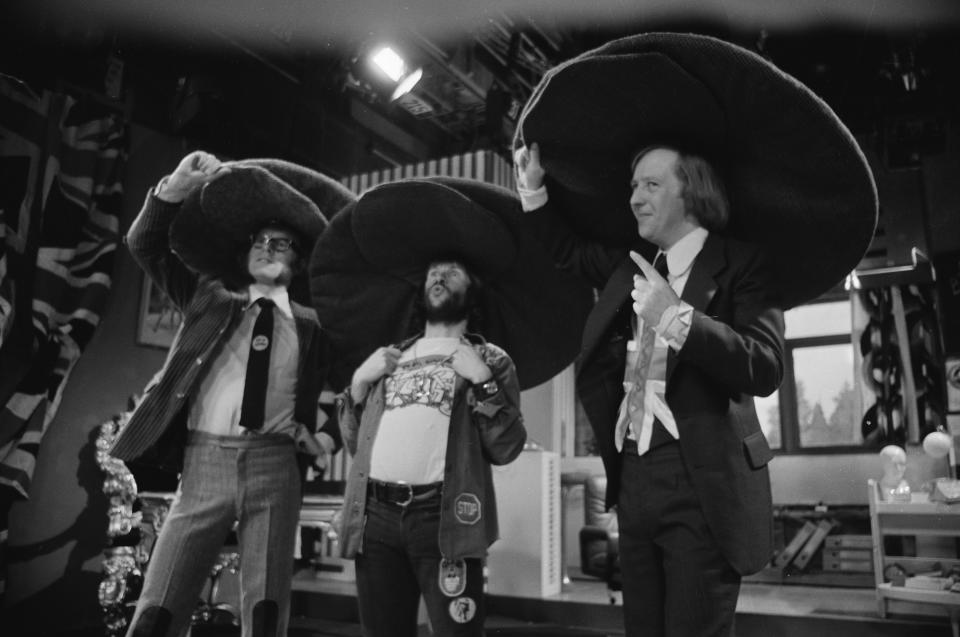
[391,67,422,100]
[368,46,423,101]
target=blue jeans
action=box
[126,432,301,637]
[356,488,485,637]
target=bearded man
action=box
[336,256,525,637]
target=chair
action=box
[578,474,621,602]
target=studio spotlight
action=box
[371,47,406,82]
[369,46,423,101]
[391,67,422,100]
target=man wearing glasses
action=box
[110,150,351,637]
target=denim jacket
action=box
[336,332,526,560]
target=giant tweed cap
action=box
[170,158,357,288]
[514,31,879,309]
[309,177,594,392]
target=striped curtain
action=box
[340,149,515,195]
[0,76,127,596]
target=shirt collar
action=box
[663,227,709,277]
[396,330,487,351]
[247,285,293,319]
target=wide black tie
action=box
[239,298,274,431]
[653,252,669,279]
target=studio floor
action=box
[275,568,956,637]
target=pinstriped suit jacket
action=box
[109,192,338,470]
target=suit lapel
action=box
[580,258,635,368]
[291,302,316,377]
[666,234,726,381]
[579,237,727,382]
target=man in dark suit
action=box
[109,151,348,637]
[515,142,784,636]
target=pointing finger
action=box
[629,250,659,279]
[513,145,527,168]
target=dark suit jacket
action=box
[526,203,784,575]
[110,193,341,471]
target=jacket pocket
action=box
[743,431,773,469]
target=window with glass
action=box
[764,298,865,453]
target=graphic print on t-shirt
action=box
[370,338,459,483]
[384,354,456,416]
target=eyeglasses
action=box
[251,235,296,253]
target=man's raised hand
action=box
[350,346,402,403]
[158,150,224,203]
[513,142,545,191]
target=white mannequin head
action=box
[879,444,907,483]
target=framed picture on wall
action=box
[136,274,182,348]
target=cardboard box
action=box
[823,556,874,572]
[824,534,872,549]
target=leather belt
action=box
[367,479,442,506]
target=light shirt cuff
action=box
[517,184,548,212]
[154,175,189,203]
[654,301,694,350]
[153,175,170,194]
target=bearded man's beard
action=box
[423,284,470,325]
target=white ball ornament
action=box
[922,430,952,459]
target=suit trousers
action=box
[126,431,301,637]
[617,440,741,637]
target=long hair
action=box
[631,145,730,232]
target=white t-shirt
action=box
[369,337,460,484]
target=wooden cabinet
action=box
[867,478,960,636]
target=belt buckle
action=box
[396,483,414,507]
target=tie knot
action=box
[654,253,669,278]
[256,297,275,309]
